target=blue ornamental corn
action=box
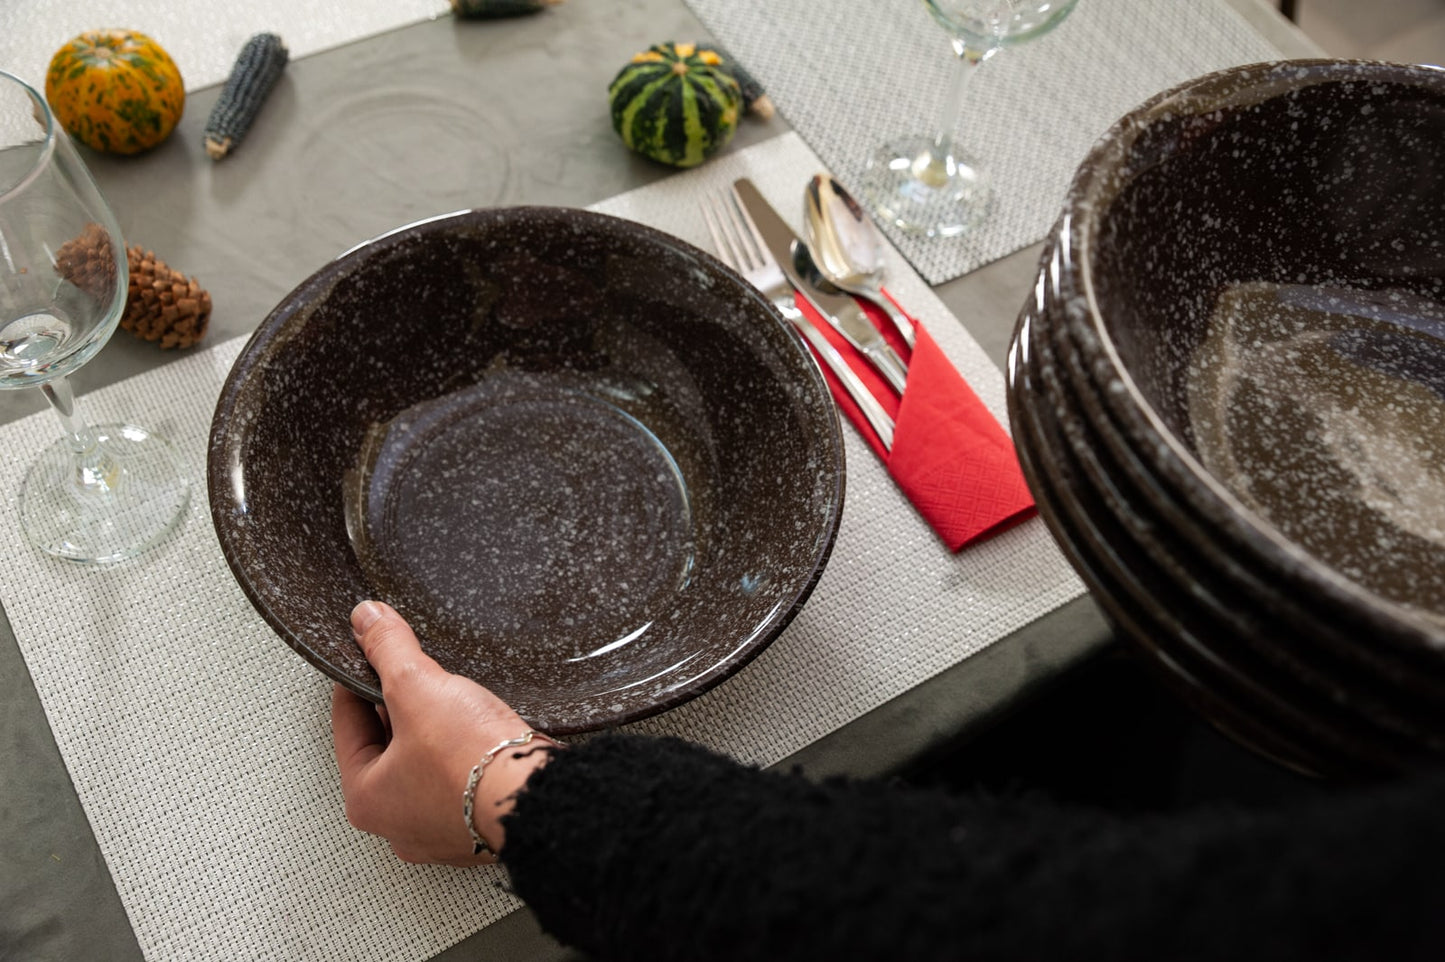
[451,0,565,18]
[204,33,289,160]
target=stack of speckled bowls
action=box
[1008,60,1445,778]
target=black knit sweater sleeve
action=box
[501,734,1445,962]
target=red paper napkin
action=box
[794,290,1037,551]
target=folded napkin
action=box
[795,290,1036,550]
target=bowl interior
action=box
[1079,61,1445,627]
[208,207,844,733]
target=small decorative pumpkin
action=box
[45,29,185,155]
[608,42,741,169]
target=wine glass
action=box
[0,70,189,563]
[862,0,1080,237]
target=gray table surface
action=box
[0,2,1317,959]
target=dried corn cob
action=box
[204,33,289,160]
[451,0,565,18]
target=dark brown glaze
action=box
[208,207,845,734]
[1008,61,1445,777]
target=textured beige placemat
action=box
[685,0,1285,284]
[0,132,1083,962]
[0,0,447,93]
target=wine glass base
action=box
[19,423,191,564]
[861,134,993,237]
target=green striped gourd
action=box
[608,42,741,168]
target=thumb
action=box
[350,600,444,692]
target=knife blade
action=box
[788,310,895,452]
[733,178,909,395]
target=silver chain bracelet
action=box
[462,729,559,858]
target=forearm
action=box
[501,735,1445,962]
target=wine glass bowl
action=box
[863,0,1080,237]
[0,221,121,388]
[0,69,189,563]
[925,0,1077,49]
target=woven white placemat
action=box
[685,0,1285,284]
[0,1,447,93]
[0,132,1083,962]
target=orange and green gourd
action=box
[45,30,185,155]
[608,42,741,168]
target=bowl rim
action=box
[206,204,848,732]
[1060,58,1445,648]
[1008,363,1422,777]
[1012,289,1445,777]
[1021,278,1445,704]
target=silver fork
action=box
[701,187,895,452]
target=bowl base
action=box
[344,370,700,676]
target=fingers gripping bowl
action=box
[208,207,845,734]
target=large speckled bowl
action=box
[209,207,844,734]
[1009,61,1445,777]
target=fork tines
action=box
[701,188,757,274]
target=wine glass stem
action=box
[41,376,120,495]
[920,45,989,186]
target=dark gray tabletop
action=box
[0,3,1316,959]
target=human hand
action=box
[331,600,556,866]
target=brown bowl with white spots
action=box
[1009,60,1445,777]
[209,207,845,734]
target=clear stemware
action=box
[0,69,189,563]
[862,0,1081,237]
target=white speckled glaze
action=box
[208,207,845,734]
[1008,60,1445,777]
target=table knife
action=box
[734,179,910,395]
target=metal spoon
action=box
[804,174,916,348]
[791,241,909,395]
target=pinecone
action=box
[54,222,118,301]
[55,228,213,350]
[123,247,212,349]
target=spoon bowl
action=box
[804,174,916,347]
